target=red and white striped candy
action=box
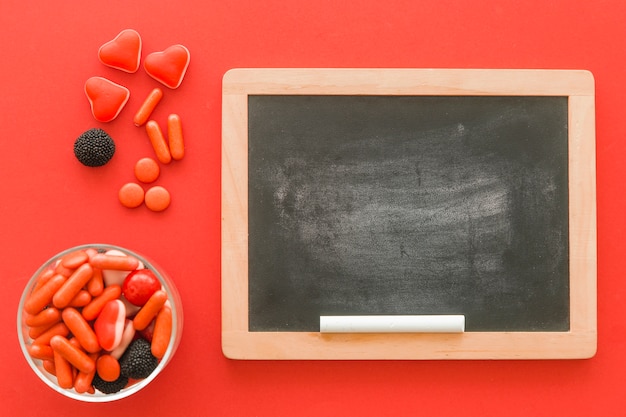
[94,299,126,351]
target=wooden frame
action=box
[221,69,596,359]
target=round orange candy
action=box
[118,183,145,208]
[96,354,121,382]
[134,157,160,183]
[144,186,170,212]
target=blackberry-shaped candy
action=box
[119,338,159,379]
[92,372,129,394]
[73,128,116,167]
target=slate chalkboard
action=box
[221,69,596,359]
[248,95,570,332]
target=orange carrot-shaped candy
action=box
[54,261,75,278]
[50,335,95,374]
[61,250,89,269]
[31,269,55,294]
[24,274,66,315]
[74,353,99,394]
[28,317,63,339]
[25,307,61,328]
[28,344,55,361]
[134,88,163,126]
[89,254,139,271]
[68,336,83,351]
[133,290,167,331]
[82,285,122,321]
[168,114,184,160]
[62,307,101,353]
[145,120,171,164]
[68,290,92,307]
[87,267,104,296]
[53,263,94,309]
[151,305,172,359]
[32,322,70,346]
[42,359,56,376]
[53,350,74,389]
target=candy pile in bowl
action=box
[17,244,183,402]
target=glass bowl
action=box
[17,243,183,402]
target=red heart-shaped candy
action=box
[98,29,142,73]
[144,45,190,89]
[84,76,130,123]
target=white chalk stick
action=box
[320,315,465,333]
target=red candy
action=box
[84,76,130,122]
[98,29,142,73]
[143,45,190,89]
[80,30,192,211]
[94,299,126,351]
[122,269,161,306]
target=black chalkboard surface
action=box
[221,69,597,359]
[248,95,569,332]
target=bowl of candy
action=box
[17,244,183,402]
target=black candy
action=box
[73,128,116,167]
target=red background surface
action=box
[0,0,622,415]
